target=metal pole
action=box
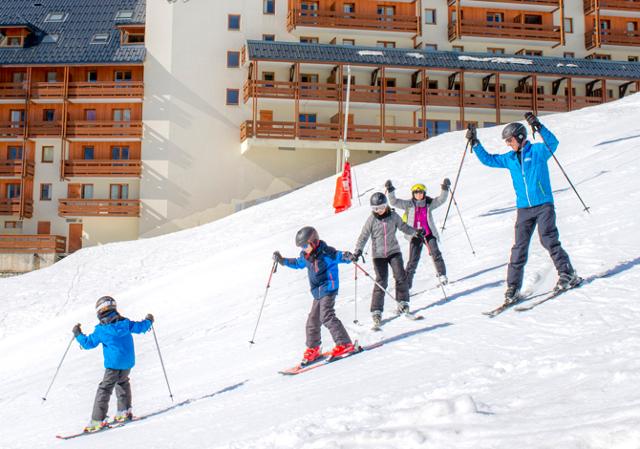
[152,325,174,402]
[353,261,396,301]
[442,138,471,232]
[448,187,476,255]
[353,264,359,324]
[249,261,278,345]
[41,335,75,402]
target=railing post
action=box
[495,72,501,125]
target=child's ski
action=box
[56,417,143,440]
[279,341,383,376]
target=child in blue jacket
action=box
[273,226,355,365]
[73,296,153,432]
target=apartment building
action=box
[1,0,639,272]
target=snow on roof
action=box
[458,55,533,65]
[406,52,425,59]
[358,50,384,57]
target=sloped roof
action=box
[0,0,145,66]
[247,40,640,80]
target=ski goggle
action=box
[412,189,425,196]
[371,204,387,213]
[95,298,116,314]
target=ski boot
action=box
[504,286,522,305]
[329,343,355,360]
[301,346,322,366]
[554,271,583,292]
[396,301,410,315]
[371,311,382,330]
[437,274,448,286]
[83,419,108,433]
[114,408,133,423]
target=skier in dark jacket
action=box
[386,179,450,290]
[467,112,582,305]
[353,192,423,327]
[73,296,153,432]
[273,226,355,365]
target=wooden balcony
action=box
[0,198,32,216]
[31,82,64,99]
[287,9,419,34]
[449,0,560,6]
[66,121,143,138]
[584,0,640,13]
[64,160,142,177]
[0,82,27,100]
[0,160,34,177]
[67,81,144,99]
[585,29,640,49]
[58,198,141,217]
[449,20,561,42]
[0,122,25,138]
[29,121,63,137]
[0,234,66,254]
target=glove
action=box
[72,323,82,337]
[352,249,362,262]
[343,251,355,262]
[415,228,426,240]
[441,178,451,191]
[384,180,395,193]
[272,251,284,265]
[465,125,478,146]
[145,313,154,324]
[524,112,541,132]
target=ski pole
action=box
[447,186,476,256]
[249,260,278,345]
[353,264,359,324]
[151,325,174,403]
[535,129,591,214]
[420,238,449,301]
[42,335,75,402]
[353,261,397,301]
[442,136,472,232]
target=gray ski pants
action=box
[371,252,409,312]
[507,203,573,290]
[306,293,351,348]
[406,235,446,290]
[91,368,132,421]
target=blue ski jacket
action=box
[76,314,152,370]
[472,125,559,209]
[282,240,351,299]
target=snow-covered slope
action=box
[1,95,640,449]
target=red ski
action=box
[279,341,383,376]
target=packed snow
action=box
[1,95,640,449]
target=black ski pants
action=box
[405,235,446,290]
[371,252,409,312]
[306,293,351,348]
[91,368,132,421]
[507,203,573,290]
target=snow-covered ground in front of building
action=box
[1,95,640,449]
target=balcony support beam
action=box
[552,77,566,95]
[532,75,539,114]
[594,0,601,48]
[618,81,633,98]
[294,62,300,139]
[495,73,501,126]
[567,77,573,111]
[253,61,259,140]
[421,69,427,140]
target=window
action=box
[263,0,275,14]
[7,184,21,199]
[488,47,505,54]
[300,73,319,84]
[518,49,543,56]
[87,71,98,82]
[8,146,22,160]
[84,109,97,121]
[524,15,542,25]
[115,10,134,20]
[113,109,131,122]
[228,14,241,30]
[111,146,130,160]
[83,146,95,160]
[343,3,355,14]
[600,19,611,30]
[42,146,54,163]
[564,52,575,58]
[43,109,56,122]
[263,72,275,87]
[627,21,638,33]
[12,72,26,83]
[42,34,59,43]
[629,56,639,62]
[47,71,57,82]
[424,44,438,51]
[378,5,395,18]
[262,34,275,41]
[428,80,439,89]
[45,12,67,22]
[456,121,478,131]
[91,33,110,44]
[300,36,319,43]
[484,122,497,128]
[564,18,573,33]
[114,70,132,82]
[227,51,240,68]
[2,36,23,47]
[298,113,317,129]
[587,53,611,60]
[40,184,52,201]
[4,221,22,229]
[486,12,504,23]
[488,83,506,93]
[424,9,436,25]
[425,120,451,137]
[10,110,24,125]
[376,41,396,48]
[452,45,464,52]
[110,184,129,200]
[226,89,239,105]
[124,31,145,44]
[342,39,355,46]
[81,184,93,199]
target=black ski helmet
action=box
[370,192,388,207]
[95,296,117,315]
[295,226,319,248]
[501,122,527,145]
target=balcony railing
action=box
[0,198,33,216]
[58,198,141,217]
[449,20,561,42]
[449,0,560,5]
[29,121,63,137]
[0,122,25,138]
[0,160,34,177]
[585,29,640,49]
[67,81,144,98]
[31,82,64,99]
[66,121,143,138]
[584,0,640,13]
[64,160,142,177]
[0,234,66,254]
[0,82,27,100]
[288,8,419,33]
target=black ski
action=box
[515,279,583,312]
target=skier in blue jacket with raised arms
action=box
[467,112,582,305]
[273,226,355,366]
[72,296,153,432]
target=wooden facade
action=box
[0,234,66,254]
[584,13,640,50]
[58,198,141,217]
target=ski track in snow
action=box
[1,95,640,448]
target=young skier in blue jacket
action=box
[273,226,355,365]
[72,296,153,432]
[467,112,581,305]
